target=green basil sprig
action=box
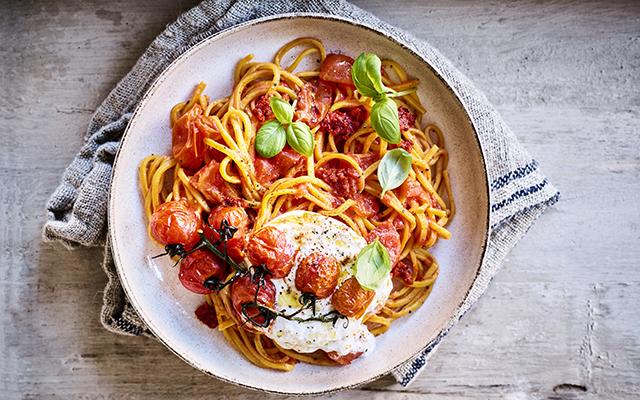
[255,96,314,158]
[378,148,412,197]
[354,239,391,291]
[351,52,418,144]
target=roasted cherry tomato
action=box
[246,226,296,278]
[331,276,374,318]
[204,206,249,262]
[295,252,340,298]
[172,104,207,170]
[392,259,417,286]
[365,221,401,266]
[230,273,276,326]
[178,249,227,294]
[149,199,202,250]
[319,53,355,86]
[326,351,363,365]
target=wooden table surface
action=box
[3,1,639,399]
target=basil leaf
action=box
[378,148,412,196]
[371,97,401,144]
[354,240,391,291]
[269,96,294,125]
[286,121,314,157]
[255,120,286,158]
[352,53,385,98]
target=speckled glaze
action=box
[109,14,489,395]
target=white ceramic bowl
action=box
[109,14,489,395]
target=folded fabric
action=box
[43,0,559,387]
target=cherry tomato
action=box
[204,206,249,262]
[178,249,227,294]
[392,259,416,286]
[295,252,340,298]
[246,226,296,278]
[331,276,374,318]
[365,221,401,266]
[149,199,202,250]
[172,104,207,170]
[326,351,363,365]
[230,273,276,326]
[396,176,438,209]
[319,54,355,86]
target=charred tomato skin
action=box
[246,226,296,278]
[149,199,202,250]
[331,276,375,318]
[295,252,340,298]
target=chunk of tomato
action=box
[294,80,334,127]
[392,259,417,286]
[316,159,360,198]
[366,221,401,266]
[172,104,208,170]
[253,146,306,186]
[190,159,243,206]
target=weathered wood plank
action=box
[2,0,639,399]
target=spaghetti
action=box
[139,38,453,370]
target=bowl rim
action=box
[109,12,490,395]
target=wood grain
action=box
[2,0,639,398]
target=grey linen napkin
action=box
[43,0,559,387]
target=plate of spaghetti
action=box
[109,14,489,394]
